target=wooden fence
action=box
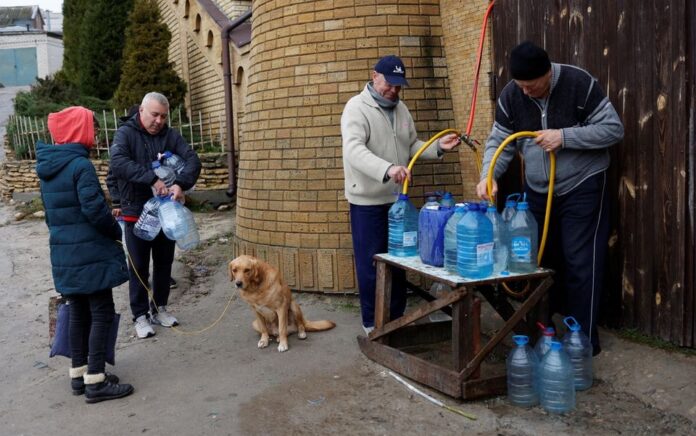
[7,108,226,160]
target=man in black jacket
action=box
[109,92,201,339]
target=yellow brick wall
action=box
[233,0,464,292]
[212,0,252,18]
[157,0,184,79]
[440,0,494,194]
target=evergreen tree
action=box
[77,0,134,100]
[61,0,87,85]
[113,0,187,111]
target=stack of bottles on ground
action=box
[132,152,200,250]
[388,192,538,279]
[506,316,593,413]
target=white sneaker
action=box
[152,306,179,327]
[135,315,155,339]
[362,325,374,335]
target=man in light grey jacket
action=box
[476,41,624,355]
[341,55,460,334]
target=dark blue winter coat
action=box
[36,142,129,295]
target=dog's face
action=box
[229,255,261,290]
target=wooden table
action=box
[357,254,553,399]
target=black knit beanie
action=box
[509,41,551,80]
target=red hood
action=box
[47,106,95,148]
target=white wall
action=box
[0,32,63,80]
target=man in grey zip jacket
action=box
[476,41,624,355]
[341,55,460,334]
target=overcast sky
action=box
[3,1,63,13]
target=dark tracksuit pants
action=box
[526,171,609,354]
[350,203,407,328]
[124,222,176,320]
[68,289,115,374]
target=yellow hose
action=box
[485,131,555,264]
[401,128,460,195]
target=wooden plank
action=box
[687,0,696,347]
[373,261,391,330]
[461,277,553,380]
[369,287,468,341]
[387,321,452,349]
[461,374,507,401]
[357,335,462,398]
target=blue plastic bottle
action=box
[456,203,493,279]
[133,197,162,241]
[439,192,455,209]
[507,196,538,273]
[534,324,556,360]
[158,196,190,241]
[161,151,185,174]
[388,194,419,257]
[485,204,507,274]
[443,203,467,273]
[419,198,454,267]
[538,341,576,414]
[561,316,593,391]
[506,335,539,407]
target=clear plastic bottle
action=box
[561,316,593,391]
[506,335,539,407]
[158,196,190,241]
[160,151,185,174]
[388,194,419,257]
[538,341,576,414]
[174,206,200,250]
[152,161,176,187]
[418,197,453,267]
[485,204,507,275]
[439,192,455,209]
[116,216,127,249]
[507,196,538,273]
[534,324,556,360]
[456,203,493,279]
[443,203,467,273]
[500,193,520,256]
[133,197,162,241]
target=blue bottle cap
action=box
[467,203,478,211]
[397,193,409,201]
[563,316,581,332]
[442,192,453,199]
[512,335,529,346]
[550,340,562,351]
[163,151,173,158]
[517,201,529,211]
[151,161,161,169]
[487,204,496,212]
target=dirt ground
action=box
[1,201,696,436]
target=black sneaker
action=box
[71,372,120,396]
[85,380,134,403]
[169,277,178,289]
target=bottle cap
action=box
[563,316,581,332]
[163,151,172,158]
[550,340,562,351]
[467,203,478,211]
[151,161,161,169]
[517,201,529,211]
[542,327,555,337]
[512,335,529,346]
[397,193,409,201]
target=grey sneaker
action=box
[152,307,179,327]
[362,325,374,335]
[134,315,155,339]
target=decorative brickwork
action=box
[233,0,463,292]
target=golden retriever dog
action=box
[229,255,336,352]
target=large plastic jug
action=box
[160,151,185,174]
[418,199,454,267]
[174,206,200,250]
[538,341,576,414]
[506,335,539,407]
[456,203,493,279]
[133,196,162,241]
[485,204,507,274]
[152,161,176,187]
[507,196,538,273]
[158,196,189,241]
[388,194,418,257]
[443,203,466,273]
[534,323,556,360]
[561,316,593,391]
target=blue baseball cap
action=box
[374,55,409,86]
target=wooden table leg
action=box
[373,261,391,343]
[452,286,474,372]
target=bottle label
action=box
[403,231,417,247]
[511,236,531,262]
[476,242,494,266]
[137,215,160,233]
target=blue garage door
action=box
[0,47,38,86]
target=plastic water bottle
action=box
[500,193,520,254]
[506,335,539,407]
[439,192,455,209]
[388,194,418,257]
[133,197,162,241]
[174,206,200,250]
[508,196,538,273]
[116,216,127,248]
[456,203,493,279]
[443,203,466,273]
[418,198,454,267]
[160,151,185,174]
[485,204,507,274]
[534,324,556,360]
[561,316,593,391]
[538,341,576,414]
[158,196,189,241]
[152,161,176,187]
